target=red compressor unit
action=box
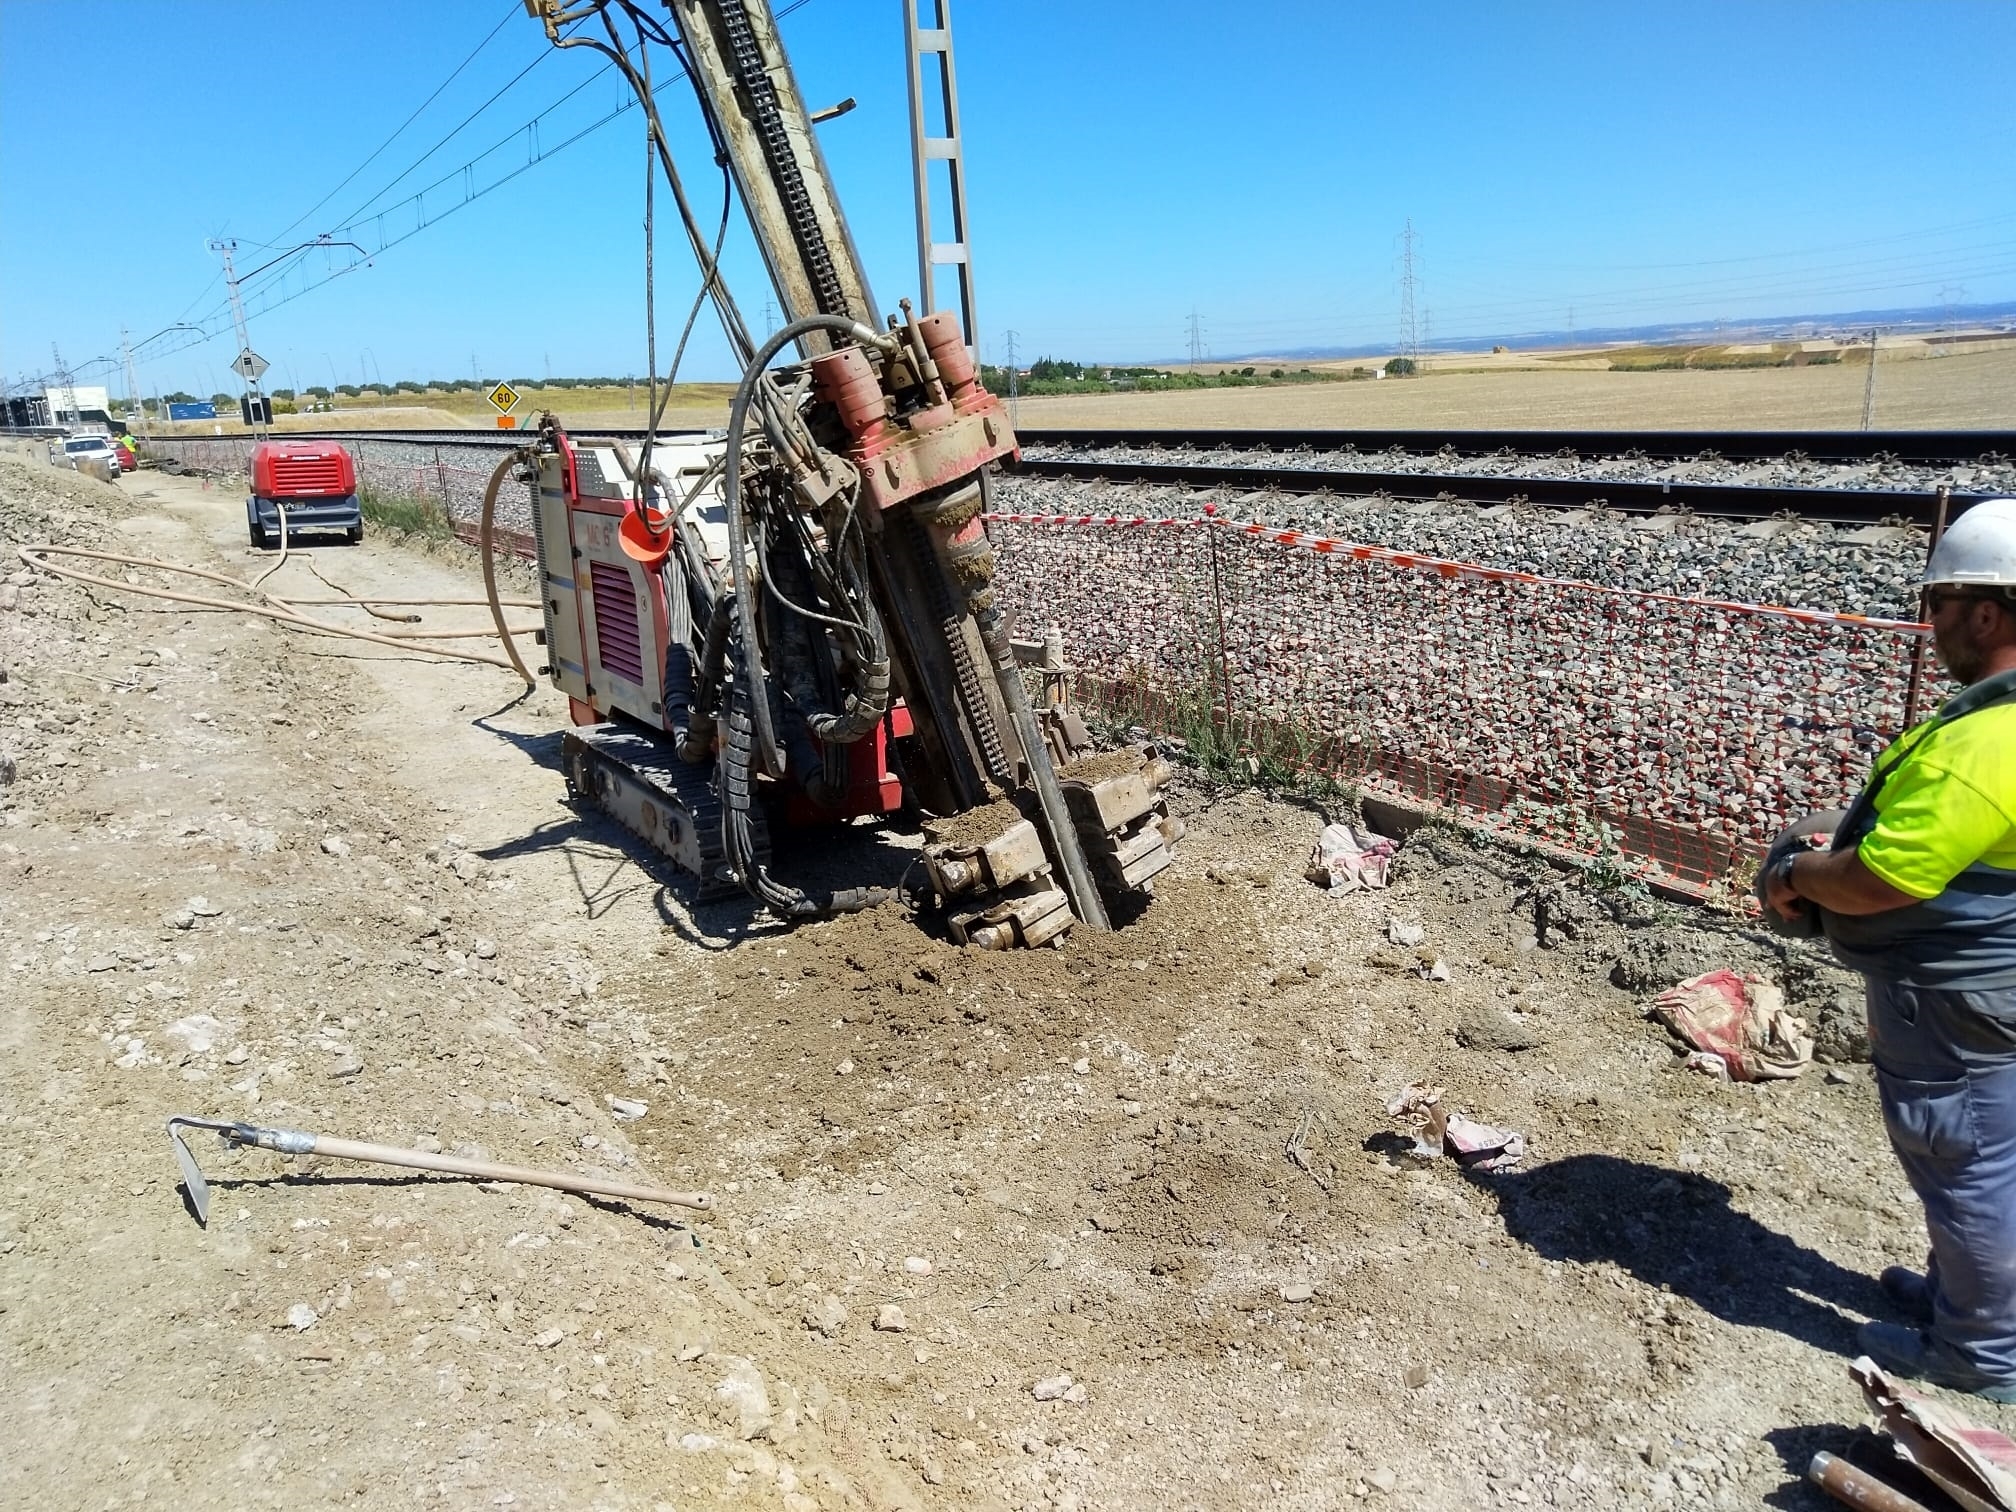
[246,441,363,548]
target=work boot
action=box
[1858,1321,2016,1404]
[1879,1266,1935,1326]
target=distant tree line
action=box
[977,359,1349,398]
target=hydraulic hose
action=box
[21,545,534,671]
[722,313,889,779]
[480,447,538,689]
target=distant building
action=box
[46,383,111,427]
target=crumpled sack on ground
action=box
[1386,1082,1527,1171]
[1650,969,1813,1082]
[1306,823,1397,895]
[1852,1356,2016,1512]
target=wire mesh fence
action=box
[987,505,1927,895]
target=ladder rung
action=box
[930,243,969,264]
[914,28,950,51]
[923,137,958,159]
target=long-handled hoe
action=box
[165,1115,715,1227]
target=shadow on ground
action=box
[1471,1152,1888,1356]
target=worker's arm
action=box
[1766,757,2014,922]
[1765,847,1918,918]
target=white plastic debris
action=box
[1386,1082,1526,1171]
[1307,823,1397,895]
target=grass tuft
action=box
[359,483,452,540]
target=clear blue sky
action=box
[4,0,2013,398]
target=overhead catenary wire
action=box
[127,0,818,375]
[263,1,522,249]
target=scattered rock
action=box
[606,1096,648,1120]
[715,1358,773,1440]
[1367,1468,1398,1494]
[835,1058,855,1076]
[801,1295,848,1338]
[164,1015,224,1055]
[874,1305,909,1333]
[1403,1363,1431,1389]
[1089,1212,1123,1233]
[1386,919,1425,948]
[472,937,498,960]
[285,1303,319,1332]
[319,835,351,859]
[85,955,117,973]
[1609,929,1729,994]
[1456,1010,1540,1053]
[1032,1374,1073,1402]
[326,1051,365,1080]
[1280,1279,1315,1304]
[902,1256,932,1276]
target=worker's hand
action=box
[1763,862,1810,925]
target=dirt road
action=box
[3,450,2002,1510]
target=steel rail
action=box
[1015,426,2016,465]
[136,425,2010,525]
[1007,457,1987,526]
[186,424,2016,464]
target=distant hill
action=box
[1147,299,2016,366]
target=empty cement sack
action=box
[1852,1355,2016,1512]
[1650,969,1813,1082]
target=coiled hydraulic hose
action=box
[721,313,890,779]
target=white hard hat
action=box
[1925,498,2016,589]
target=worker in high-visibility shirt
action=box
[114,429,137,467]
[1765,497,2016,1400]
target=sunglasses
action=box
[1923,588,1987,615]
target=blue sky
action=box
[4,0,2013,397]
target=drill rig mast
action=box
[522,0,1181,947]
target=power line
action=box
[133,0,820,371]
[324,34,567,237]
[265,2,520,248]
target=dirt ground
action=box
[4,448,2011,1512]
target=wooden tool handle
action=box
[309,1135,716,1211]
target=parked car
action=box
[59,435,122,478]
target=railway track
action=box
[192,424,2014,526]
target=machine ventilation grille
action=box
[269,454,346,496]
[589,561,645,685]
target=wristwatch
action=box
[1773,850,1801,897]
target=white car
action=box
[59,435,122,476]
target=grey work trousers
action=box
[1867,976,2016,1382]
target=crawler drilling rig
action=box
[519,0,1181,947]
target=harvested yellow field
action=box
[1012,343,2016,431]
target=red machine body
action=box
[249,442,357,501]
